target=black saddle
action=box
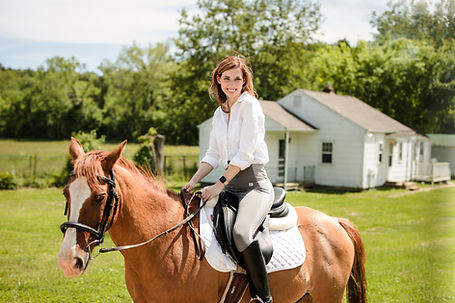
[212,187,289,267]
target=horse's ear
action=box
[69,137,85,161]
[102,140,127,172]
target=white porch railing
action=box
[413,161,451,183]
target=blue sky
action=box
[0,0,390,72]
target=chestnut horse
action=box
[58,139,367,303]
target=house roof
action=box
[427,134,455,147]
[300,89,415,134]
[260,100,316,131]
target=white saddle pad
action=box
[199,202,306,273]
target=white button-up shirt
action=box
[201,92,269,170]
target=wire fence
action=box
[0,154,199,181]
[162,155,199,179]
[0,154,67,177]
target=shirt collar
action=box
[222,91,250,111]
[236,91,250,103]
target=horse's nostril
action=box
[74,257,84,270]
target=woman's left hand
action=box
[201,183,224,201]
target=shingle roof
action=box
[300,89,415,133]
[427,134,455,147]
[260,100,316,131]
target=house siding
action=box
[432,146,455,177]
[264,131,285,183]
[386,138,414,182]
[198,90,430,189]
[279,90,365,188]
[363,133,384,188]
[199,116,296,183]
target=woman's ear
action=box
[216,75,221,84]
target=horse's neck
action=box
[109,170,184,248]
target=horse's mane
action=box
[73,150,170,199]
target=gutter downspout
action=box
[284,129,289,190]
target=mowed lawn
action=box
[0,139,199,181]
[0,185,454,302]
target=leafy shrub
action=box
[0,172,18,190]
[133,145,153,170]
[133,127,157,171]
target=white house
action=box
[199,89,448,189]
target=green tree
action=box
[0,57,102,139]
[170,0,322,144]
[371,0,455,48]
[99,42,175,141]
[0,67,32,137]
[307,39,455,134]
[369,0,455,133]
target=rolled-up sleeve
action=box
[200,118,220,169]
[229,100,264,170]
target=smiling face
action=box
[216,67,246,104]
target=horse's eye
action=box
[96,194,106,203]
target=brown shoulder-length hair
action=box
[209,55,256,113]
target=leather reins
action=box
[60,172,206,259]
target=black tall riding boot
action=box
[240,241,272,303]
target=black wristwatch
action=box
[219,176,229,185]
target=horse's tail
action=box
[338,218,367,303]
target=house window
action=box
[419,142,424,161]
[388,143,393,167]
[278,139,285,177]
[322,142,333,164]
[399,142,403,162]
[378,143,383,164]
[279,139,285,159]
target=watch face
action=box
[219,176,227,184]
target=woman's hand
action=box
[182,162,214,193]
[201,183,224,201]
[182,180,196,192]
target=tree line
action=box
[1,0,454,145]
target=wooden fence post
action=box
[154,135,165,176]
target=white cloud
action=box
[0,0,195,44]
[0,0,393,71]
[315,0,389,44]
[0,0,391,45]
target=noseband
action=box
[59,170,206,261]
[60,171,120,245]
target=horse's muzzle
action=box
[57,229,90,277]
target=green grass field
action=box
[0,185,454,302]
[0,140,199,186]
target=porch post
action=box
[284,129,289,190]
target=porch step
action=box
[385,181,419,191]
[273,182,302,191]
[404,182,419,191]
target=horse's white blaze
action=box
[57,177,91,276]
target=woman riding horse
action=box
[184,55,274,303]
[58,137,367,302]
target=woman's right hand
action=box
[183,180,196,192]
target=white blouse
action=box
[201,92,269,170]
